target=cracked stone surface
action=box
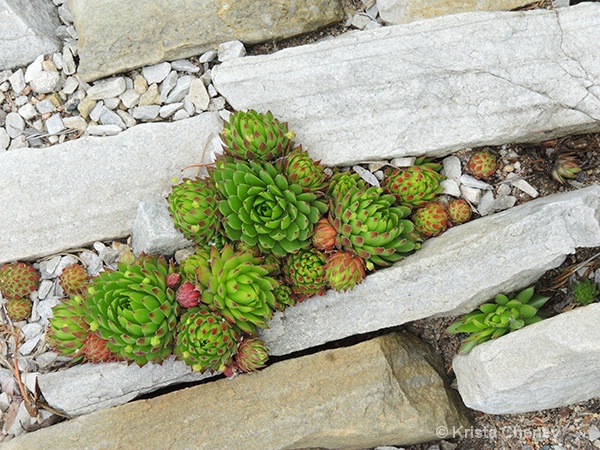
[258,186,600,356]
[68,0,345,81]
[0,0,62,70]
[213,3,600,166]
[36,356,214,417]
[0,112,222,265]
[453,303,600,414]
[10,333,472,448]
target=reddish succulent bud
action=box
[59,264,90,297]
[234,337,269,373]
[466,149,498,180]
[5,297,32,321]
[83,333,119,363]
[324,251,366,293]
[447,199,472,224]
[413,202,449,237]
[0,262,40,300]
[166,272,182,290]
[176,281,200,308]
[313,218,337,252]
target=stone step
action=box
[0,0,62,70]
[212,3,600,166]
[259,186,600,355]
[69,0,345,81]
[3,332,472,450]
[0,112,222,265]
[453,303,600,414]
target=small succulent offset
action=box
[175,306,239,373]
[233,336,269,373]
[551,153,581,184]
[220,109,295,161]
[167,178,222,247]
[330,186,417,269]
[196,244,279,334]
[0,262,40,300]
[46,295,90,362]
[5,297,33,321]
[412,202,449,237]
[383,165,445,208]
[466,149,499,180]
[86,254,179,366]
[447,287,549,353]
[284,248,328,301]
[572,278,599,306]
[447,199,472,225]
[324,251,366,293]
[277,146,328,193]
[59,264,90,297]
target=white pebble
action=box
[14,95,28,107]
[132,105,160,121]
[442,156,462,183]
[171,59,200,73]
[510,178,539,198]
[30,71,61,94]
[37,279,54,300]
[159,103,183,118]
[99,108,126,129]
[87,124,123,136]
[218,40,246,62]
[36,98,57,114]
[460,174,493,190]
[116,109,137,128]
[477,190,495,216]
[187,78,210,111]
[24,55,44,83]
[142,62,172,85]
[441,179,461,197]
[352,165,380,187]
[120,89,141,109]
[80,250,104,276]
[5,112,25,138]
[8,69,26,94]
[165,75,192,104]
[89,101,105,122]
[45,113,66,135]
[22,323,43,340]
[62,116,88,132]
[199,50,217,63]
[87,77,127,100]
[18,103,37,120]
[38,255,62,278]
[159,70,178,102]
[0,128,9,150]
[496,183,512,196]
[173,109,190,121]
[390,156,416,167]
[62,45,77,75]
[18,335,41,355]
[460,185,482,205]
[182,96,196,115]
[103,96,121,110]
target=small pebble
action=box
[63,116,88,132]
[132,105,160,121]
[390,156,416,167]
[45,113,66,135]
[510,178,539,198]
[170,59,201,73]
[441,179,461,197]
[37,279,55,300]
[142,62,172,85]
[8,69,26,94]
[442,156,462,183]
[460,174,493,190]
[199,49,217,63]
[218,40,246,62]
[187,78,210,111]
[139,83,161,106]
[36,98,57,114]
[18,103,37,120]
[87,77,127,100]
[89,101,105,122]
[5,112,25,138]
[79,251,104,276]
[353,165,380,187]
[173,109,191,121]
[159,103,183,118]
[159,70,178,103]
[38,255,61,278]
[0,128,9,150]
[165,75,192,104]
[87,124,123,136]
[103,96,121,110]
[116,109,137,128]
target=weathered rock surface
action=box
[453,303,600,414]
[259,186,600,355]
[213,4,600,166]
[0,0,62,70]
[0,112,222,265]
[37,356,214,417]
[131,199,192,256]
[11,333,472,449]
[377,0,538,25]
[69,0,345,81]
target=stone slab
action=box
[377,0,538,25]
[213,4,600,166]
[258,186,600,355]
[9,333,472,449]
[37,356,214,417]
[0,0,62,70]
[0,112,222,265]
[69,0,345,82]
[453,303,600,414]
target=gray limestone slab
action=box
[258,186,600,355]
[68,0,345,82]
[0,112,222,265]
[453,303,600,414]
[213,4,600,166]
[0,0,62,70]
[37,356,214,417]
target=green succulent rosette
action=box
[175,306,239,373]
[196,244,279,334]
[234,337,269,373]
[447,287,549,353]
[86,254,179,366]
[327,171,366,199]
[572,278,599,306]
[220,109,295,161]
[284,248,328,300]
[167,178,221,246]
[46,295,90,362]
[330,186,417,270]
[178,248,211,285]
[277,146,328,193]
[211,159,328,257]
[324,251,366,293]
[383,166,444,208]
[271,283,296,311]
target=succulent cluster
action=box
[551,153,581,184]
[572,278,599,306]
[43,110,481,375]
[0,262,39,321]
[447,287,549,353]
